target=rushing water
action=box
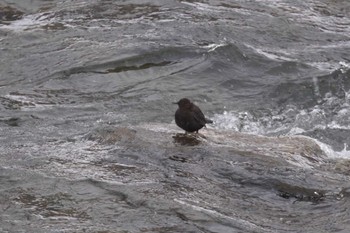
[1,0,350,232]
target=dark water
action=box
[1,0,350,232]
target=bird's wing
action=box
[192,106,207,126]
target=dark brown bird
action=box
[174,98,213,133]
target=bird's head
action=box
[173,98,192,109]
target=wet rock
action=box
[84,127,136,144]
[0,5,24,23]
[91,123,326,167]
[1,117,21,126]
[172,133,201,146]
[276,182,325,203]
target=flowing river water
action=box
[1,0,350,232]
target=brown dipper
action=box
[174,98,213,133]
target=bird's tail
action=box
[205,118,213,124]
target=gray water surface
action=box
[1,0,350,232]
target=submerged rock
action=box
[0,5,24,23]
[87,123,326,168]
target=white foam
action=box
[244,44,295,62]
[3,93,41,110]
[174,198,271,232]
[0,13,55,31]
[212,111,241,131]
[203,43,227,52]
[181,2,226,13]
[213,106,350,163]
[4,93,33,104]
[313,139,350,159]
[339,61,350,74]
